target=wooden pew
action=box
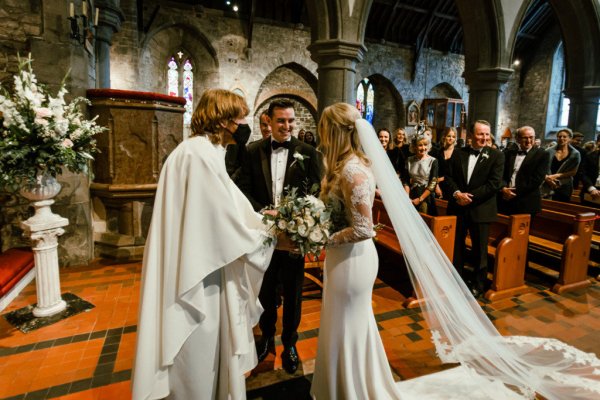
[435,199,533,301]
[528,209,595,293]
[540,199,599,265]
[372,198,456,307]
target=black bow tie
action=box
[271,141,291,150]
[469,148,481,156]
[517,150,527,156]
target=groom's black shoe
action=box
[281,345,299,374]
[255,336,275,363]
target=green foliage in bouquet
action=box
[0,54,105,191]
[263,184,332,258]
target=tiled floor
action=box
[1,259,598,400]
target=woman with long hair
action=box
[438,126,458,200]
[543,128,581,202]
[312,103,403,399]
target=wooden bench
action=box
[541,199,599,265]
[372,198,456,306]
[529,209,595,293]
[435,199,533,301]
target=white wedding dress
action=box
[311,119,600,400]
[311,156,403,399]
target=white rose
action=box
[287,220,297,233]
[34,117,49,126]
[304,215,315,227]
[277,219,287,230]
[293,152,304,161]
[297,224,308,237]
[61,138,74,148]
[309,228,324,243]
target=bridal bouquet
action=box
[0,54,104,190]
[263,185,332,258]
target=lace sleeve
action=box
[328,163,375,246]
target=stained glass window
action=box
[182,59,193,126]
[356,78,374,123]
[167,57,179,97]
[166,53,194,133]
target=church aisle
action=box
[0,260,598,399]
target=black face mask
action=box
[232,123,251,145]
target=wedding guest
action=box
[498,126,550,217]
[583,140,597,153]
[403,135,438,215]
[438,127,458,200]
[534,138,542,148]
[238,99,322,374]
[580,147,600,207]
[442,120,504,298]
[542,128,581,202]
[298,128,306,142]
[393,127,411,159]
[422,128,442,159]
[304,130,317,147]
[571,131,585,189]
[379,128,405,175]
[259,110,272,139]
[132,89,287,400]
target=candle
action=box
[69,2,74,17]
[94,7,99,26]
[82,1,88,17]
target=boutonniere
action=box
[290,151,310,171]
[480,151,490,162]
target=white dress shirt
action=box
[509,148,529,188]
[467,151,480,184]
[271,140,290,205]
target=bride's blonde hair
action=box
[318,103,370,198]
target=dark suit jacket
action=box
[499,147,550,215]
[237,137,322,211]
[443,146,504,223]
[581,150,600,192]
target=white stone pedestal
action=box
[20,199,69,318]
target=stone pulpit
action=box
[86,89,186,260]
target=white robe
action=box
[132,136,274,400]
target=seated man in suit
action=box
[580,147,600,207]
[443,120,505,298]
[499,126,550,217]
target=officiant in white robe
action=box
[132,89,276,400]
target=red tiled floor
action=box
[0,259,599,399]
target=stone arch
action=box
[252,63,318,141]
[139,23,219,97]
[428,82,462,99]
[362,74,404,131]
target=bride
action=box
[311,103,600,399]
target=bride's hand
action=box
[263,209,279,217]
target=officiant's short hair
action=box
[267,99,294,117]
[191,89,249,141]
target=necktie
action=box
[271,141,291,150]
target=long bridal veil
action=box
[355,118,600,399]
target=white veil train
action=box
[355,118,600,399]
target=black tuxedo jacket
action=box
[443,146,504,223]
[581,150,600,192]
[237,137,322,211]
[499,147,550,215]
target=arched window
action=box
[166,52,194,129]
[356,78,374,123]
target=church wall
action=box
[0,1,96,266]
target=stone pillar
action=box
[95,1,124,88]
[464,68,513,133]
[308,40,367,115]
[564,87,600,141]
[21,201,69,317]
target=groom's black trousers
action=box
[258,250,304,347]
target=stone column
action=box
[564,87,600,141]
[21,201,69,317]
[464,68,513,132]
[95,1,124,88]
[308,40,367,115]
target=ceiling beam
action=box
[374,0,458,21]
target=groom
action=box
[238,99,322,373]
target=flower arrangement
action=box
[0,54,104,190]
[263,185,332,258]
[290,151,309,171]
